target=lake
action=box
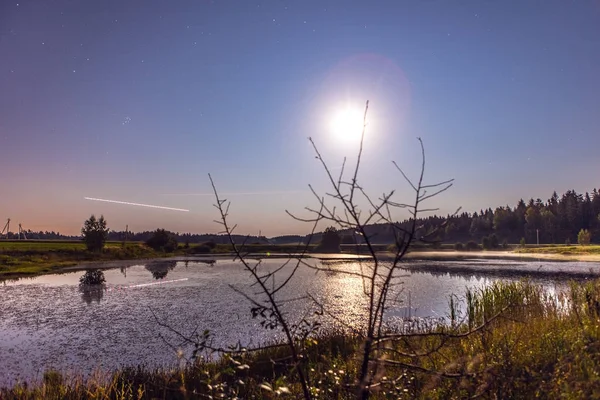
[1,256,598,387]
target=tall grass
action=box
[3,280,600,399]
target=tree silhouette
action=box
[81,215,109,252]
[578,229,591,245]
[145,229,178,252]
[315,226,341,253]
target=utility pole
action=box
[536,229,540,246]
[18,224,27,240]
[123,224,128,248]
[1,219,10,239]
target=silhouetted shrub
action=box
[490,234,499,249]
[203,241,217,249]
[578,229,591,246]
[81,215,109,252]
[429,241,442,249]
[466,241,479,251]
[520,237,527,247]
[454,242,464,251]
[146,229,178,252]
[482,236,491,250]
[502,239,509,249]
[315,227,341,253]
[340,234,356,244]
[191,244,211,254]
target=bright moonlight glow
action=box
[329,107,365,141]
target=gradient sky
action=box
[1,1,599,236]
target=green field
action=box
[0,240,147,252]
[0,240,177,279]
[515,244,600,255]
[0,240,323,279]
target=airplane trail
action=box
[161,191,305,196]
[84,197,189,212]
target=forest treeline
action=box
[3,188,599,245]
[433,188,600,245]
[350,188,600,245]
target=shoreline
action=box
[2,249,599,281]
[401,250,600,262]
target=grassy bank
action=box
[0,241,321,279]
[0,241,184,279]
[3,280,600,399]
[515,244,600,256]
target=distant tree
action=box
[540,209,557,243]
[454,242,464,251]
[470,216,491,238]
[489,233,499,249]
[203,240,217,249]
[445,222,456,238]
[340,234,356,244]
[465,241,479,251]
[315,227,341,253]
[565,237,572,246]
[520,237,526,247]
[578,229,591,246]
[493,206,517,236]
[525,206,542,243]
[502,239,509,249]
[190,244,212,254]
[482,236,491,250]
[146,229,178,252]
[81,215,109,252]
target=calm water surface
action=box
[0,257,595,386]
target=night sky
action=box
[1,1,599,236]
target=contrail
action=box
[84,197,189,212]
[161,191,306,196]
